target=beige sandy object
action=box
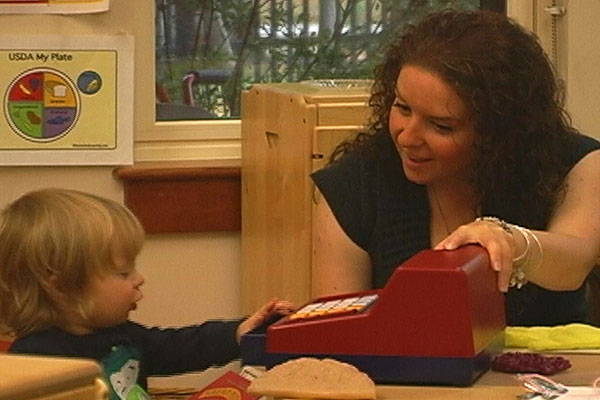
[247,358,376,399]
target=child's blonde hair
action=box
[0,188,145,337]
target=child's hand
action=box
[236,298,294,343]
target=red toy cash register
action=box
[240,245,505,386]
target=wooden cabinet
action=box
[241,81,372,313]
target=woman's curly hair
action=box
[334,10,577,227]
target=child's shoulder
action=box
[8,322,141,358]
[8,327,74,356]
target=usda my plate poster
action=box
[0,35,133,165]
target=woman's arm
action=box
[530,149,600,289]
[312,192,372,297]
[436,150,600,292]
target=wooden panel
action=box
[253,81,371,104]
[312,125,365,171]
[317,102,371,126]
[241,83,372,315]
[241,86,316,314]
[114,162,241,234]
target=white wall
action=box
[562,1,600,139]
[509,0,600,139]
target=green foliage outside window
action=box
[156,0,481,119]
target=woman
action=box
[311,10,600,326]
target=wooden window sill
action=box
[113,160,241,234]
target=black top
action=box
[9,319,242,400]
[312,130,600,326]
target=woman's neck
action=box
[428,182,477,245]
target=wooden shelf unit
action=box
[241,81,372,313]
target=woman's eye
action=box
[393,102,410,114]
[433,122,453,133]
[119,272,131,278]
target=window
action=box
[155,0,506,120]
[141,0,505,162]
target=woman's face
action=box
[389,65,476,187]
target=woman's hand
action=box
[236,298,294,343]
[434,219,516,293]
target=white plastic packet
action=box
[515,374,600,399]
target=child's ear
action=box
[45,271,69,304]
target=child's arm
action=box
[236,298,294,343]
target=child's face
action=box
[80,254,144,332]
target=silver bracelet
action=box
[476,217,536,289]
[508,226,543,289]
[510,224,531,264]
[528,229,544,275]
[508,225,532,289]
[475,216,513,235]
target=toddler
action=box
[0,188,292,400]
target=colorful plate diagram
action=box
[5,68,80,142]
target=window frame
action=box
[135,1,240,161]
